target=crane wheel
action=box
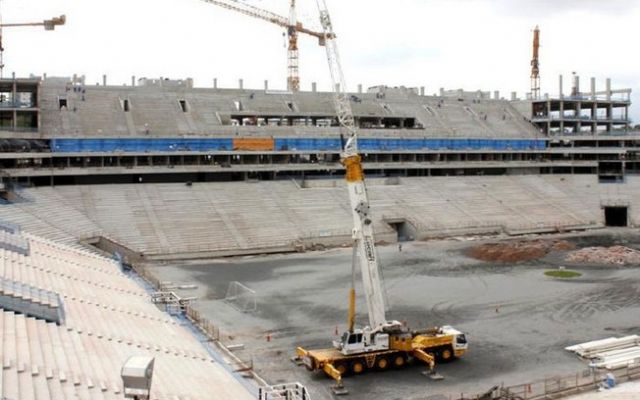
[335,362,348,376]
[375,356,389,371]
[350,360,365,374]
[439,347,454,362]
[392,355,406,368]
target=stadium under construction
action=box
[1,3,640,400]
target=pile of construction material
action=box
[565,246,640,266]
[566,335,640,369]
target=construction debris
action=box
[467,239,575,263]
[565,246,640,266]
[566,335,640,370]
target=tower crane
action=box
[294,0,468,394]
[0,15,66,77]
[530,25,540,99]
[199,0,330,91]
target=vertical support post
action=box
[312,82,317,92]
[102,74,107,86]
[132,76,136,87]
[606,78,612,100]
[590,77,596,100]
[264,80,269,91]
[213,78,218,89]
[559,74,564,99]
[358,84,362,94]
[239,79,244,90]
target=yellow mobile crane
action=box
[294,1,468,394]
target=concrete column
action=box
[606,78,611,100]
[312,82,317,92]
[102,74,107,86]
[132,76,136,87]
[213,78,218,89]
[572,75,580,97]
[358,84,363,94]
[11,72,15,80]
[239,79,244,90]
[590,77,596,100]
[559,75,563,99]
[494,91,500,100]
[264,80,269,91]
[335,83,341,92]
[43,73,47,80]
[420,86,425,96]
[439,88,444,97]
[510,92,517,101]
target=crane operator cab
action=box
[440,325,469,356]
[334,327,390,356]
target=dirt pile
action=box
[468,240,575,263]
[565,246,640,266]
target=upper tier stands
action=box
[0,175,635,259]
[0,231,254,400]
[39,79,540,138]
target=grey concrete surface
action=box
[150,230,640,400]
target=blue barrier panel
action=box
[50,137,549,153]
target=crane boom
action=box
[0,14,66,78]
[315,0,387,331]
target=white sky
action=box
[2,0,639,122]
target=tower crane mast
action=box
[531,25,541,99]
[199,0,328,91]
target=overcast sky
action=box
[2,0,639,122]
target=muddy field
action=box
[150,229,640,400]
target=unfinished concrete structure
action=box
[515,75,632,135]
[0,75,635,188]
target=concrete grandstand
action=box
[0,229,254,399]
[0,174,635,260]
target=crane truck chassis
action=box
[295,325,468,391]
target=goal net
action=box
[224,281,257,313]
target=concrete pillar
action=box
[439,88,444,97]
[358,84,363,94]
[335,83,340,92]
[558,75,563,99]
[213,78,218,89]
[43,73,47,80]
[102,74,107,86]
[572,74,580,97]
[420,86,425,96]
[132,76,136,87]
[239,79,244,90]
[510,92,517,101]
[606,78,611,100]
[590,77,596,100]
[264,80,269,91]
[312,82,317,92]
[11,72,15,80]
[494,90,500,100]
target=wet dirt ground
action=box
[150,229,640,400]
